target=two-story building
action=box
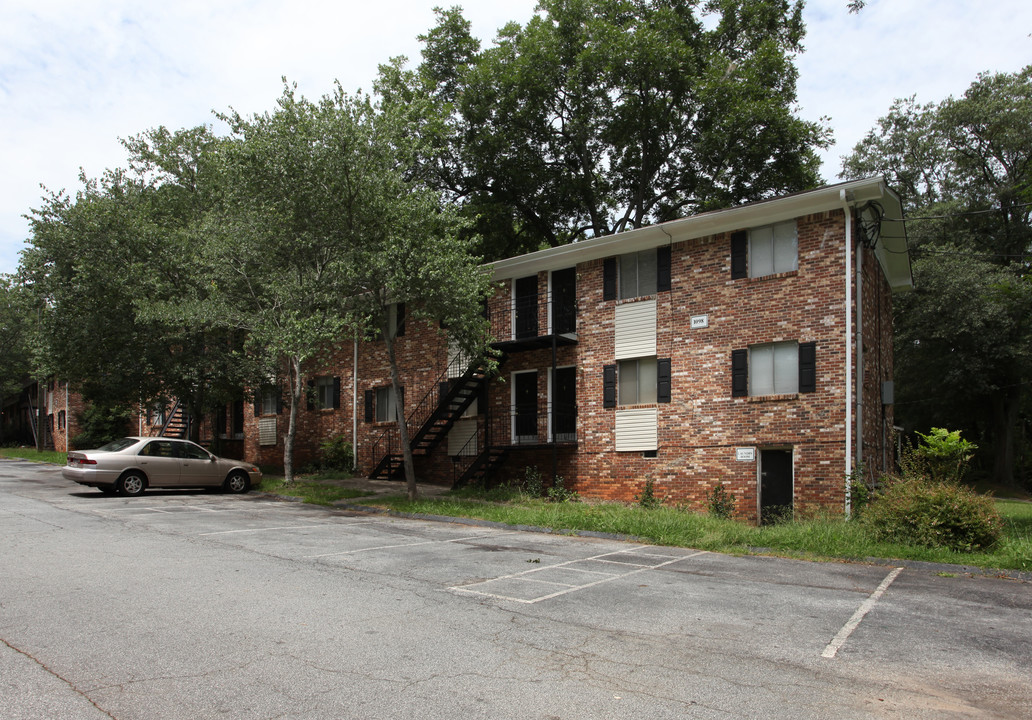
[244,177,911,522]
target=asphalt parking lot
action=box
[2,458,1030,719]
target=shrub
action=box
[635,478,661,509]
[515,465,544,497]
[707,483,736,519]
[546,474,579,503]
[847,465,872,519]
[908,428,978,484]
[318,436,354,473]
[70,404,132,450]
[861,476,1003,551]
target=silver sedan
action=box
[62,437,262,496]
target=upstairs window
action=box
[731,220,798,279]
[603,246,672,300]
[309,376,341,411]
[620,249,658,299]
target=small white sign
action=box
[735,447,755,462]
[690,314,709,329]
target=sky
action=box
[1,0,1031,277]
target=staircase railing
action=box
[367,349,483,474]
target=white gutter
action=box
[352,334,359,465]
[841,190,854,518]
[856,236,864,479]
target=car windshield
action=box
[96,438,140,453]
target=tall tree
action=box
[0,275,33,443]
[380,0,830,259]
[188,83,369,483]
[19,127,247,446]
[842,66,1032,486]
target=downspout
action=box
[64,380,69,451]
[840,190,854,517]
[855,236,864,481]
[352,333,359,472]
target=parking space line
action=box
[303,531,519,558]
[451,548,708,604]
[199,524,329,536]
[822,567,904,659]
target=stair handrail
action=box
[158,399,181,437]
[367,348,483,471]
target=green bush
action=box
[318,436,354,473]
[546,474,579,503]
[635,478,661,509]
[707,483,736,519]
[861,476,1003,551]
[70,404,132,450]
[912,427,978,484]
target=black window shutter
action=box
[731,349,748,397]
[731,231,748,280]
[657,246,671,292]
[603,364,617,408]
[798,342,817,393]
[276,386,283,415]
[253,395,261,418]
[603,258,617,301]
[364,389,374,422]
[657,358,671,403]
[396,303,405,337]
[332,377,342,409]
[307,379,316,411]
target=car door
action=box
[175,441,222,487]
[136,440,181,488]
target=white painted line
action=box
[199,525,328,536]
[304,531,519,558]
[822,567,904,659]
[452,549,708,603]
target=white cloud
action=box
[2,0,1031,275]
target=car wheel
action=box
[223,471,251,494]
[117,471,146,497]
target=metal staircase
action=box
[158,400,190,439]
[368,353,495,481]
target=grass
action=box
[258,474,373,506]
[0,447,67,465]
[367,485,1032,573]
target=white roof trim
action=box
[489,177,913,292]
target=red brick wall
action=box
[242,207,897,523]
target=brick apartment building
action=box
[243,177,912,522]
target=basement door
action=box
[760,449,793,524]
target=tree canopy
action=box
[842,65,1032,486]
[380,0,830,259]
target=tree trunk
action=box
[284,355,302,484]
[991,390,1019,486]
[384,329,418,501]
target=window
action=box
[731,341,816,397]
[603,247,671,300]
[310,376,341,411]
[750,342,799,395]
[58,410,66,430]
[731,220,798,279]
[260,387,280,416]
[620,249,658,299]
[618,357,658,405]
[604,358,671,408]
[375,385,398,423]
